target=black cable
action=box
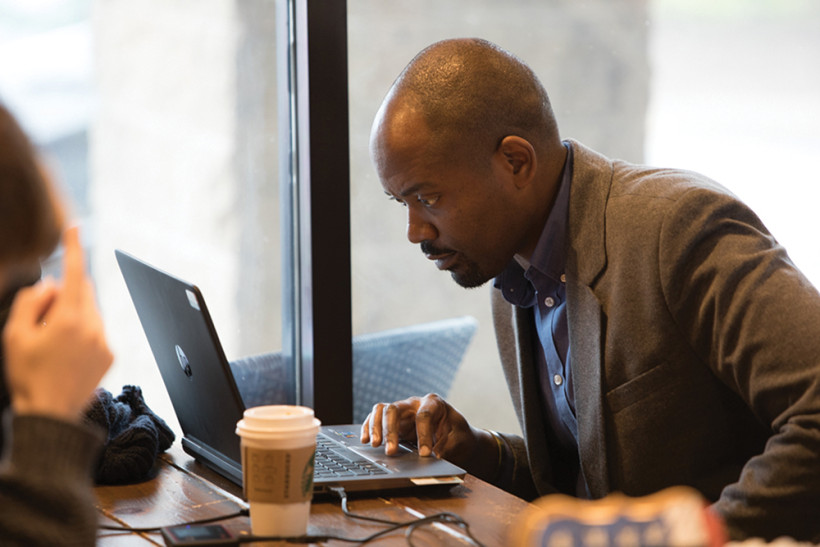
[238,514,484,545]
[327,485,486,547]
[404,512,486,547]
[98,508,249,533]
[238,520,431,544]
[97,487,486,546]
[328,485,400,525]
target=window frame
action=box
[278,0,353,424]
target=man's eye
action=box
[417,195,439,207]
[388,196,407,207]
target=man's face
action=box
[371,107,524,288]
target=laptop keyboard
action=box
[314,436,389,478]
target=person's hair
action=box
[0,101,62,265]
[391,38,560,165]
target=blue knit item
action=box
[83,385,175,485]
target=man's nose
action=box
[406,208,437,244]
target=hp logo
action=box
[175,345,193,378]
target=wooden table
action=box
[95,444,532,546]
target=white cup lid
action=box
[236,405,321,438]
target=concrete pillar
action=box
[91,0,280,415]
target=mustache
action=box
[420,241,454,256]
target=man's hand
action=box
[3,226,113,421]
[360,393,499,480]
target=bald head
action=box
[370,40,569,285]
[372,38,561,165]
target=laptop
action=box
[114,249,466,493]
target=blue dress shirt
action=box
[494,142,587,496]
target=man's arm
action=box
[660,187,820,542]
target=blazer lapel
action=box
[564,139,614,497]
[566,280,609,497]
[510,304,556,491]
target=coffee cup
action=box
[235,405,321,537]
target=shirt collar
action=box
[494,142,574,307]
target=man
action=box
[361,38,820,542]
[0,101,113,546]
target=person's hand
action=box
[2,226,113,421]
[360,393,498,479]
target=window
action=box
[347,0,820,435]
[2,0,817,435]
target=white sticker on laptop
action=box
[186,289,200,310]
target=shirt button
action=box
[553,374,563,386]
[544,296,555,307]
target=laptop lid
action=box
[115,250,465,493]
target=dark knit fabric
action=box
[83,385,175,485]
[1,413,103,547]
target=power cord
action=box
[98,509,249,534]
[326,485,486,546]
[98,486,487,546]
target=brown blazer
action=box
[491,139,820,542]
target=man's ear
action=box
[496,135,536,188]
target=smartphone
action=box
[160,524,237,546]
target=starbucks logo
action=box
[302,452,315,497]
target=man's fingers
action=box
[367,403,385,446]
[362,398,425,456]
[384,403,401,454]
[432,416,453,459]
[360,415,372,444]
[414,394,445,457]
[357,395,470,463]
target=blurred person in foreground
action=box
[0,101,113,546]
[361,38,820,542]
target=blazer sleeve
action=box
[658,186,820,542]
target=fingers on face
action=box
[51,226,106,333]
[4,280,58,335]
[59,226,88,303]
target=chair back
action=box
[230,315,479,424]
[352,315,478,423]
